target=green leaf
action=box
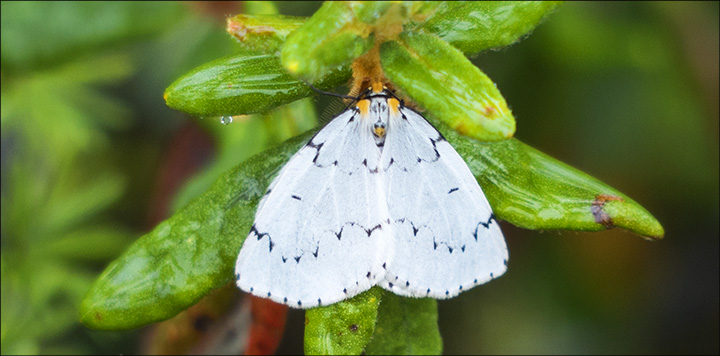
[381,32,516,141]
[412,1,564,56]
[80,115,661,330]
[163,52,349,117]
[304,287,383,355]
[365,292,442,355]
[79,132,312,330]
[436,120,664,239]
[226,14,306,53]
[280,1,397,82]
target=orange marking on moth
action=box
[388,98,400,116]
[374,125,386,138]
[356,99,370,116]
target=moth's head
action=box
[356,82,401,115]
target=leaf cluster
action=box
[79,2,664,354]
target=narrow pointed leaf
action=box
[437,121,664,239]
[381,32,515,141]
[412,1,564,56]
[163,52,349,117]
[281,1,398,82]
[365,292,442,355]
[79,132,312,330]
[304,287,383,355]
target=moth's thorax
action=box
[356,94,401,148]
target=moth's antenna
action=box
[307,83,358,101]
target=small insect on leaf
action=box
[235,84,507,309]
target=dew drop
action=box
[220,116,234,125]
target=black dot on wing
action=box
[284,297,288,302]
[406,281,410,287]
[459,285,463,290]
[250,287,254,292]
[235,273,240,280]
[318,298,322,305]
[297,300,302,306]
[445,290,449,296]
[474,278,478,284]
[343,288,348,294]
[267,292,272,297]
[490,273,494,279]
[388,282,394,288]
[366,271,371,278]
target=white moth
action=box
[235,85,508,308]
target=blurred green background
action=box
[1,1,717,354]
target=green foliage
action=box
[226,14,306,53]
[79,108,664,332]
[365,291,442,355]
[305,287,383,355]
[80,132,307,329]
[8,1,705,355]
[410,1,564,56]
[442,126,664,238]
[381,32,515,141]
[78,1,671,355]
[164,52,350,117]
[0,2,186,70]
[1,2,189,354]
[281,2,393,82]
